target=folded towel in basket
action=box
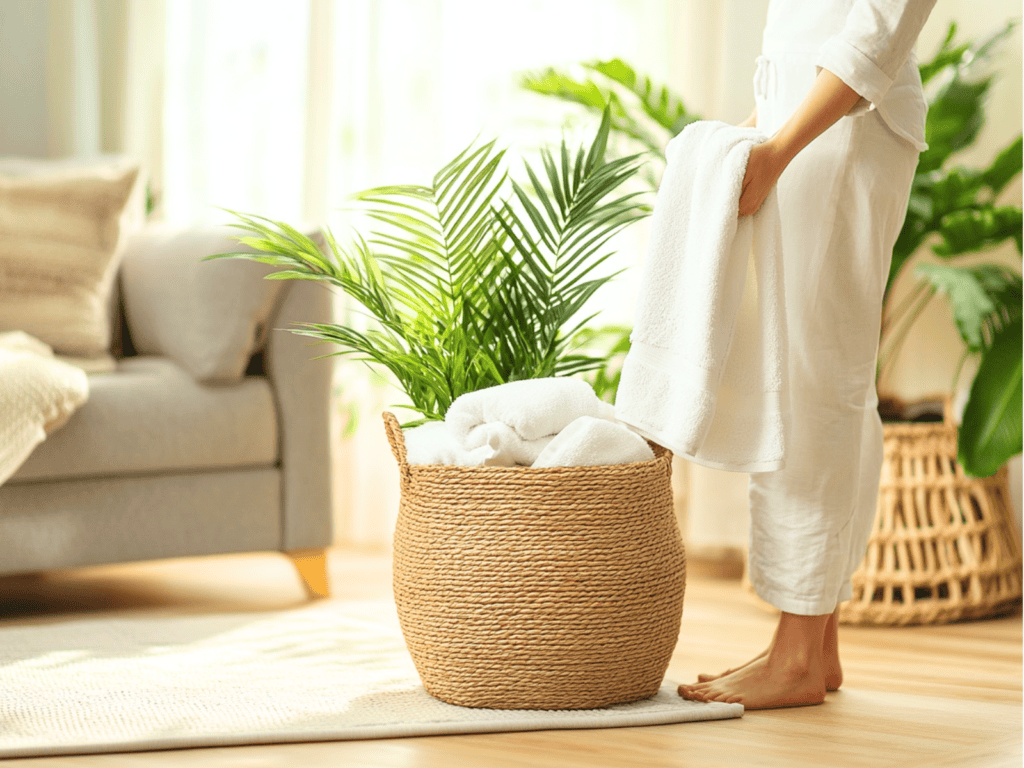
[405,419,560,467]
[445,377,615,466]
[613,120,789,473]
[532,416,655,468]
[403,420,500,467]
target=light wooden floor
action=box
[1,548,1020,768]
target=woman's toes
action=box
[677,684,706,701]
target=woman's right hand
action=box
[738,138,789,217]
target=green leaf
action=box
[520,68,607,110]
[980,135,1023,195]
[958,315,1023,477]
[520,60,696,169]
[585,105,612,175]
[919,77,992,174]
[933,205,1023,257]
[586,58,691,134]
[915,263,1021,351]
[918,23,966,84]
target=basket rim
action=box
[382,410,672,475]
[399,444,671,475]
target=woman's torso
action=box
[759,0,928,150]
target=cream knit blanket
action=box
[0,331,89,486]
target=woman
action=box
[679,0,936,710]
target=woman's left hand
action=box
[738,139,790,217]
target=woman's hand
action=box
[738,139,790,217]
[738,69,862,217]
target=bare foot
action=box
[697,608,844,691]
[680,652,826,710]
[696,647,769,684]
[822,608,843,692]
[679,611,832,710]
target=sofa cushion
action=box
[120,225,303,383]
[0,468,283,576]
[9,356,279,483]
[0,157,142,361]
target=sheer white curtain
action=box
[162,0,309,223]
[153,0,773,552]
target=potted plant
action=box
[522,21,1023,624]
[213,109,687,709]
[214,108,648,429]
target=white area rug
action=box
[0,599,742,758]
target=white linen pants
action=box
[746,53,920,616]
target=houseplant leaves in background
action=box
[958,315,1022,477]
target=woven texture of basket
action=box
[382,411,686,710]
[839,406,1023,626]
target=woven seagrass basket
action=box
[382,411,686,710]
[839,402,1023,626]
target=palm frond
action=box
[219,107,648,421]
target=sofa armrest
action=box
[266,279,336,551]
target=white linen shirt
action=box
[762,0,937,150]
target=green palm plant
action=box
[521,22,1023,478]
[210,108,650,429]
[522,58,695,190]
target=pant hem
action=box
[750,575,840,616]
[836,582,853,604]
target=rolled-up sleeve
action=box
[817,0,936,108]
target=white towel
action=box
[445,377,615,466]
[614,120,789,472]
[403,420,502,466]
[456,422,555,467]
[532,416,655,468]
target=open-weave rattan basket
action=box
[382,411,686,710]
[839,403,1023,626]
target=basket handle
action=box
[382,411,412,484]
[650,441,674,479]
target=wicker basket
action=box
[382,411,686,710]
[839,403,1023,626]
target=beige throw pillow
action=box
[120,225,303,383]
[0,160,141,359]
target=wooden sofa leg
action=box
[285,549,331,600]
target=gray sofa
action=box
[0,225,335,597]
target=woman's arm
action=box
[738,68,862,217]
